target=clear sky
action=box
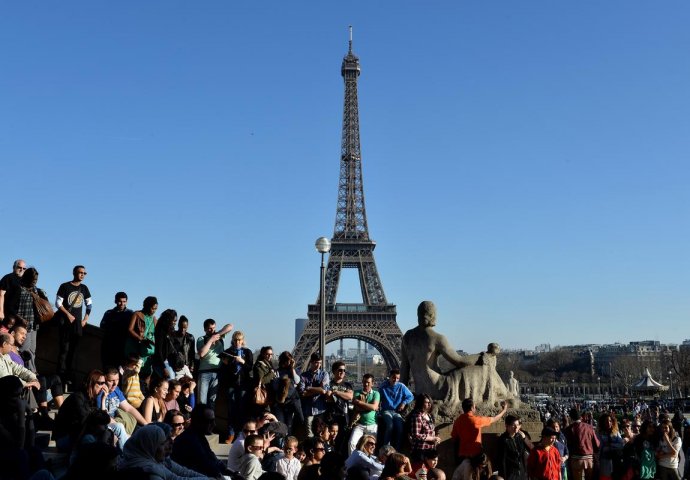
[2,1,689,356]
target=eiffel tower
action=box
[293,30,402,371]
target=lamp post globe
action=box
[315,237,331,361]
[316,237,331,254]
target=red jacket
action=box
[527,445,561,480]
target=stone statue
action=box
[400,301,513,414]
[507,370,520,397]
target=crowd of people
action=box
[524,398,690,480]
[0,260,689,480]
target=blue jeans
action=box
[198,371,218,410]
[378,410,404,450]
[108,421,129,451]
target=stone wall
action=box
[35,321,103,386]
[433,404,542,477]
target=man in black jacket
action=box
[99,291,132,369]
[496,414,533,480]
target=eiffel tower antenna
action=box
[293,30,402,370]
[349,25,353,53]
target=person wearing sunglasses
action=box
[345,434,384,479]
[53,369,108,453]
[55,265,93,384]
[95,367,149,449]
[326,360,353,453]
[0,259,27,322]
[163,409,187,441]
[0,332,40,450]
[347,373,380,456]
[239,433,267,480]
[227,419,258,471]
[299,352,330,437]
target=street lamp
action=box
[668,370,673,401]
[572,379,575,400]
[315,237,331,360]
[598,376,601,397]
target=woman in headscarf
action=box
[117,424,207,479]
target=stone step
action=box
[38,418,231,462]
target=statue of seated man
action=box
[401,301,512,413]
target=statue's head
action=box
[510,370,514,377]
[487,342,500,355]
[417,301,436,327]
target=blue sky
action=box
[2,1,689,356]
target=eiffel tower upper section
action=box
[293,30,401,370]
[322,32,389,307]
[335,36,368,242]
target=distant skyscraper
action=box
[294,318,308,344]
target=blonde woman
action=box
[345,434,384,478]
[222,330,253,443]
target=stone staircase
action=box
[36,399,231,478]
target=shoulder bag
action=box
[254,383,269,406]
[30,289,55,323]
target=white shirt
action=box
[227,435,246,471]
[276,457,302,480]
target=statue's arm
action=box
[436,335,471,368]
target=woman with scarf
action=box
[117,424,207,479]
[221,330,253,444]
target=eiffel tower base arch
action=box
[293,306,402,372]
